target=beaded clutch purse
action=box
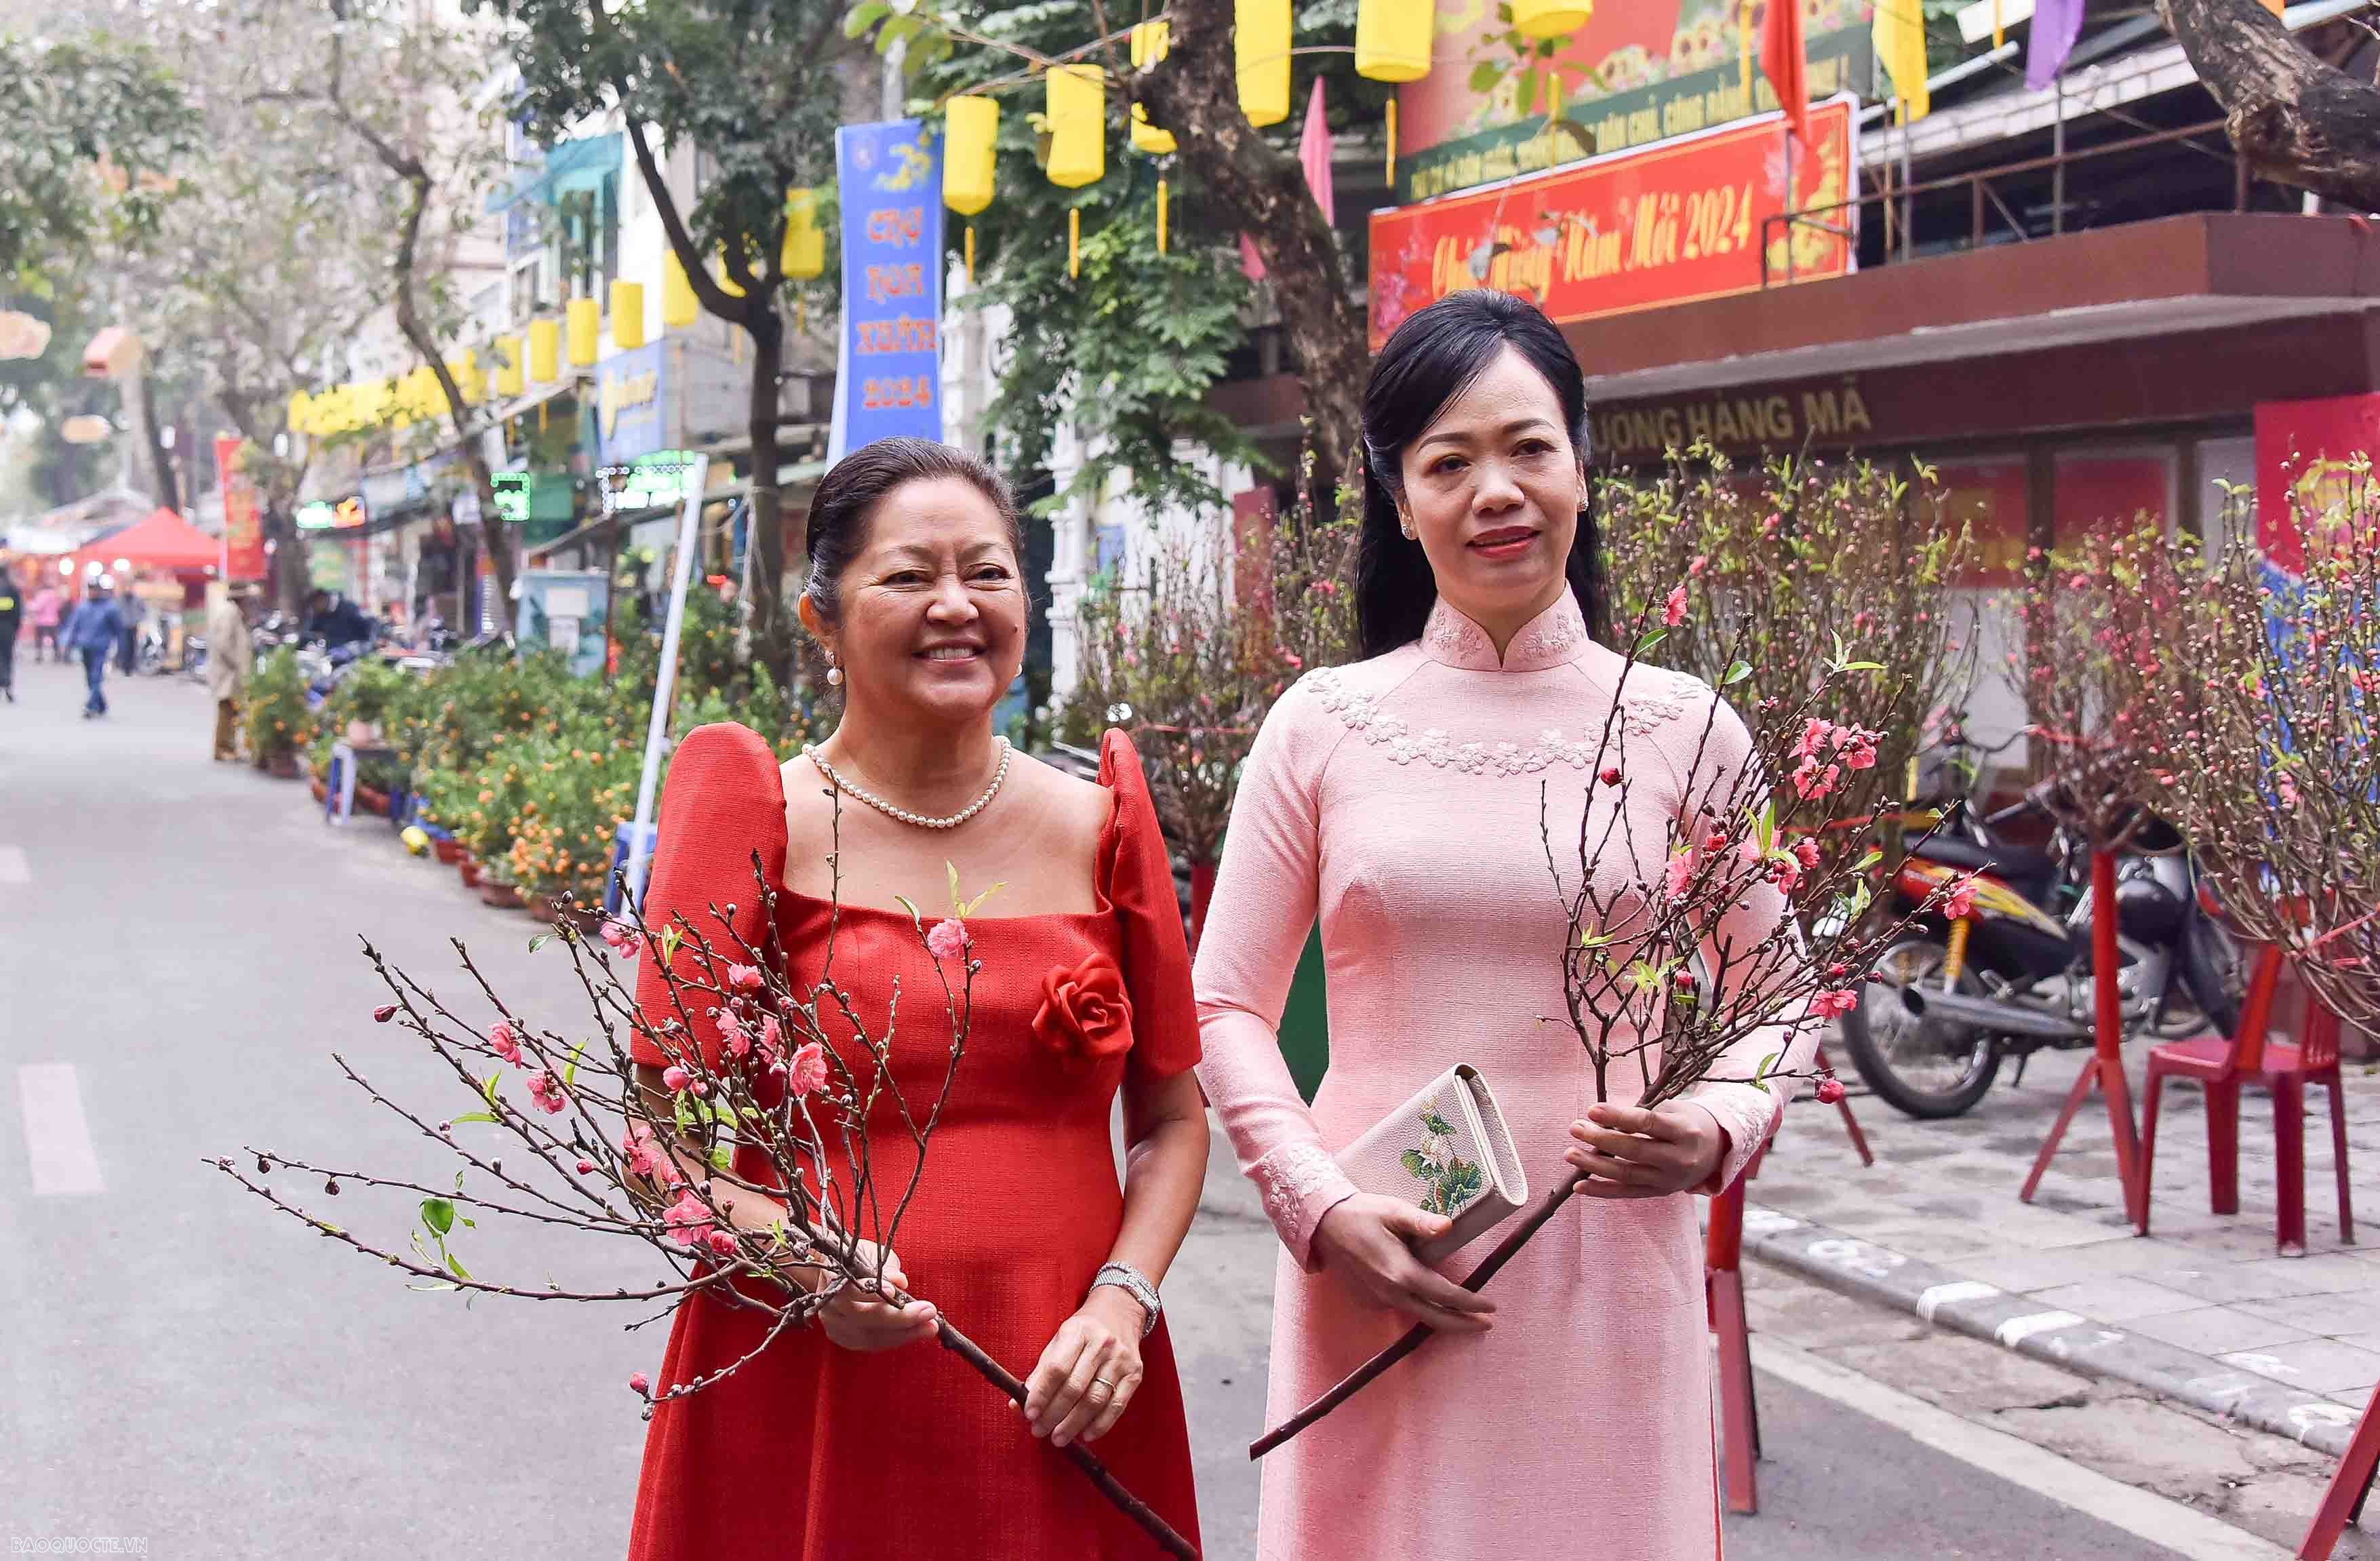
[1335,1064,1529,1265]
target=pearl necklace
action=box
[804,738,1012,831]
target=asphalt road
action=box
[0,659,2202,1558]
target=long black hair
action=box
[1355,290,1608,659]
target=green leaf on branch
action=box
[530,932,555,953]
[445,1250,472,1281]
[448,1111,500,1127]
[1723,660,1752,686]
[1468,60,1506,92]
[481,1072,501,1109]
[421,1198,456,1237]
[657,925,681,970]
[563,1042,586,1090]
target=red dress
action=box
[624,723,1204,1560]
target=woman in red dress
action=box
[623,439,1208,1559]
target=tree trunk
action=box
[1134,0,1371,494]
[138,368,180,511]
[2162,0,2380,208]
[745,309,797,688]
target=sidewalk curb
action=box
[1741,1204,2364,1459]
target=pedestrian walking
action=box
[205,582,255,759]
[1193,292,1810,1561]
[0,565,20,701]
[31,580,63,663]
[65,579,126,718]
[117,587,144,675]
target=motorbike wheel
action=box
[2178,912,2244,1039]
[1842,934,2002,1120]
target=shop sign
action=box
[2252,392,2380,578]
[596,339,670,464]
[1395,0,1871,203]
[1400,22,1871,203]
[215,435,269,580]
[492,470,534,528]
[599,450,698,515]
[1371,98,1855,349]
[832,119,945,456]
[296,496,366,531]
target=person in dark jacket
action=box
[64,580,126,717]
[0,566,20,701]
[302,589,374,652]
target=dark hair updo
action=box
[802,437,1023,623]
[1356,290,1608,659]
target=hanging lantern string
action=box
[933,39,1354,108]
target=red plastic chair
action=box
[1707,1149,1764,1514]
[2299,1379,2380,1558]
[2141,943,2356,1255]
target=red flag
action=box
[1762,0,1809,154]
[1243,80,1336,283]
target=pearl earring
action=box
[825,658,843,687]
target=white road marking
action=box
[18,1063,104,1194]
[1753,1335,2293,1561]
[0,845,28,884]
[1996,1309,2087,1347]
[1917,1279,2001,1322]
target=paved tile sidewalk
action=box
[1750,1045,2380,1454]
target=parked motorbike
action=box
[1840,783,2243,1119]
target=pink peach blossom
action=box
[1663,585,1688,627]
[662,1189,714,1247]
[1791,838,1822,869]
[789,1042,829,1096]
[726,964,763,993]
[926,918,971,962]
[487,1020,524,1067]
[717,1008,751,1060]
[525,1071,568,1115]
[600,920,645,961]
[661,1065,694,1093]
[1943,878,1977,921]
[1663,847,1698,900]
[704,1227,740,1259]
[629,1372,650,1396]
[1810,989,1858,1019]
[756,1015,783,1069]
[1814,1076,1847,1105]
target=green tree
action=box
[0,33,192,280]
[870,0,1379,498]
[898,0,1253,517]
[477,0,858,687]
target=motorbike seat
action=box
[1913,835,2059,901]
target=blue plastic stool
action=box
[608,822,659,915]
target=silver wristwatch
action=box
[1092,1261,1161,1339]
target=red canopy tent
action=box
[62,507,220,576]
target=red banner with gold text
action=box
[216,435,269,582]
[1368,97,1855,350]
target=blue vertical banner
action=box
[830,118,945,459]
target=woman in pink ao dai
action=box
[1193,292,1815,1560]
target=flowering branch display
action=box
[1065,437,1361,939]
[215,833,1197,1558]
[2145,473,2380,1034]
[1251,584,1968,1456]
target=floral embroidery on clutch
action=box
[1402,1107,1487,1215]
[1033,953,1134,1071]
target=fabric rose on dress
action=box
[1032,953,1135,1073]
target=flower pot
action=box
[433,837,464,866]
[355,785,391,816]
[269,752,300,780]
[478,882,524,910]
[309,777,329,804]
[459,854,483,889]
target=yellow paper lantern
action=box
[355,378,391,426]
[528,318,559,383]
[662,253,700,328]
[1046,63,1105,189]
[1355,0,1433,81]
[781,189,826,281]
[944,96,998,215]
[494,335,525,398]
[1129,24,1177,153]
[286,390,313,434]
[611,280,646,351]
[567,296,600,367]
[716,248,747,299]
[1237,0,1292,127]
[1510,0,1590,41]
[449,352,484,409]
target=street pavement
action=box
[0,656,2357,1558]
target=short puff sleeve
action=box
[629,724,789,1072]
[1098,728,1202,1080]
